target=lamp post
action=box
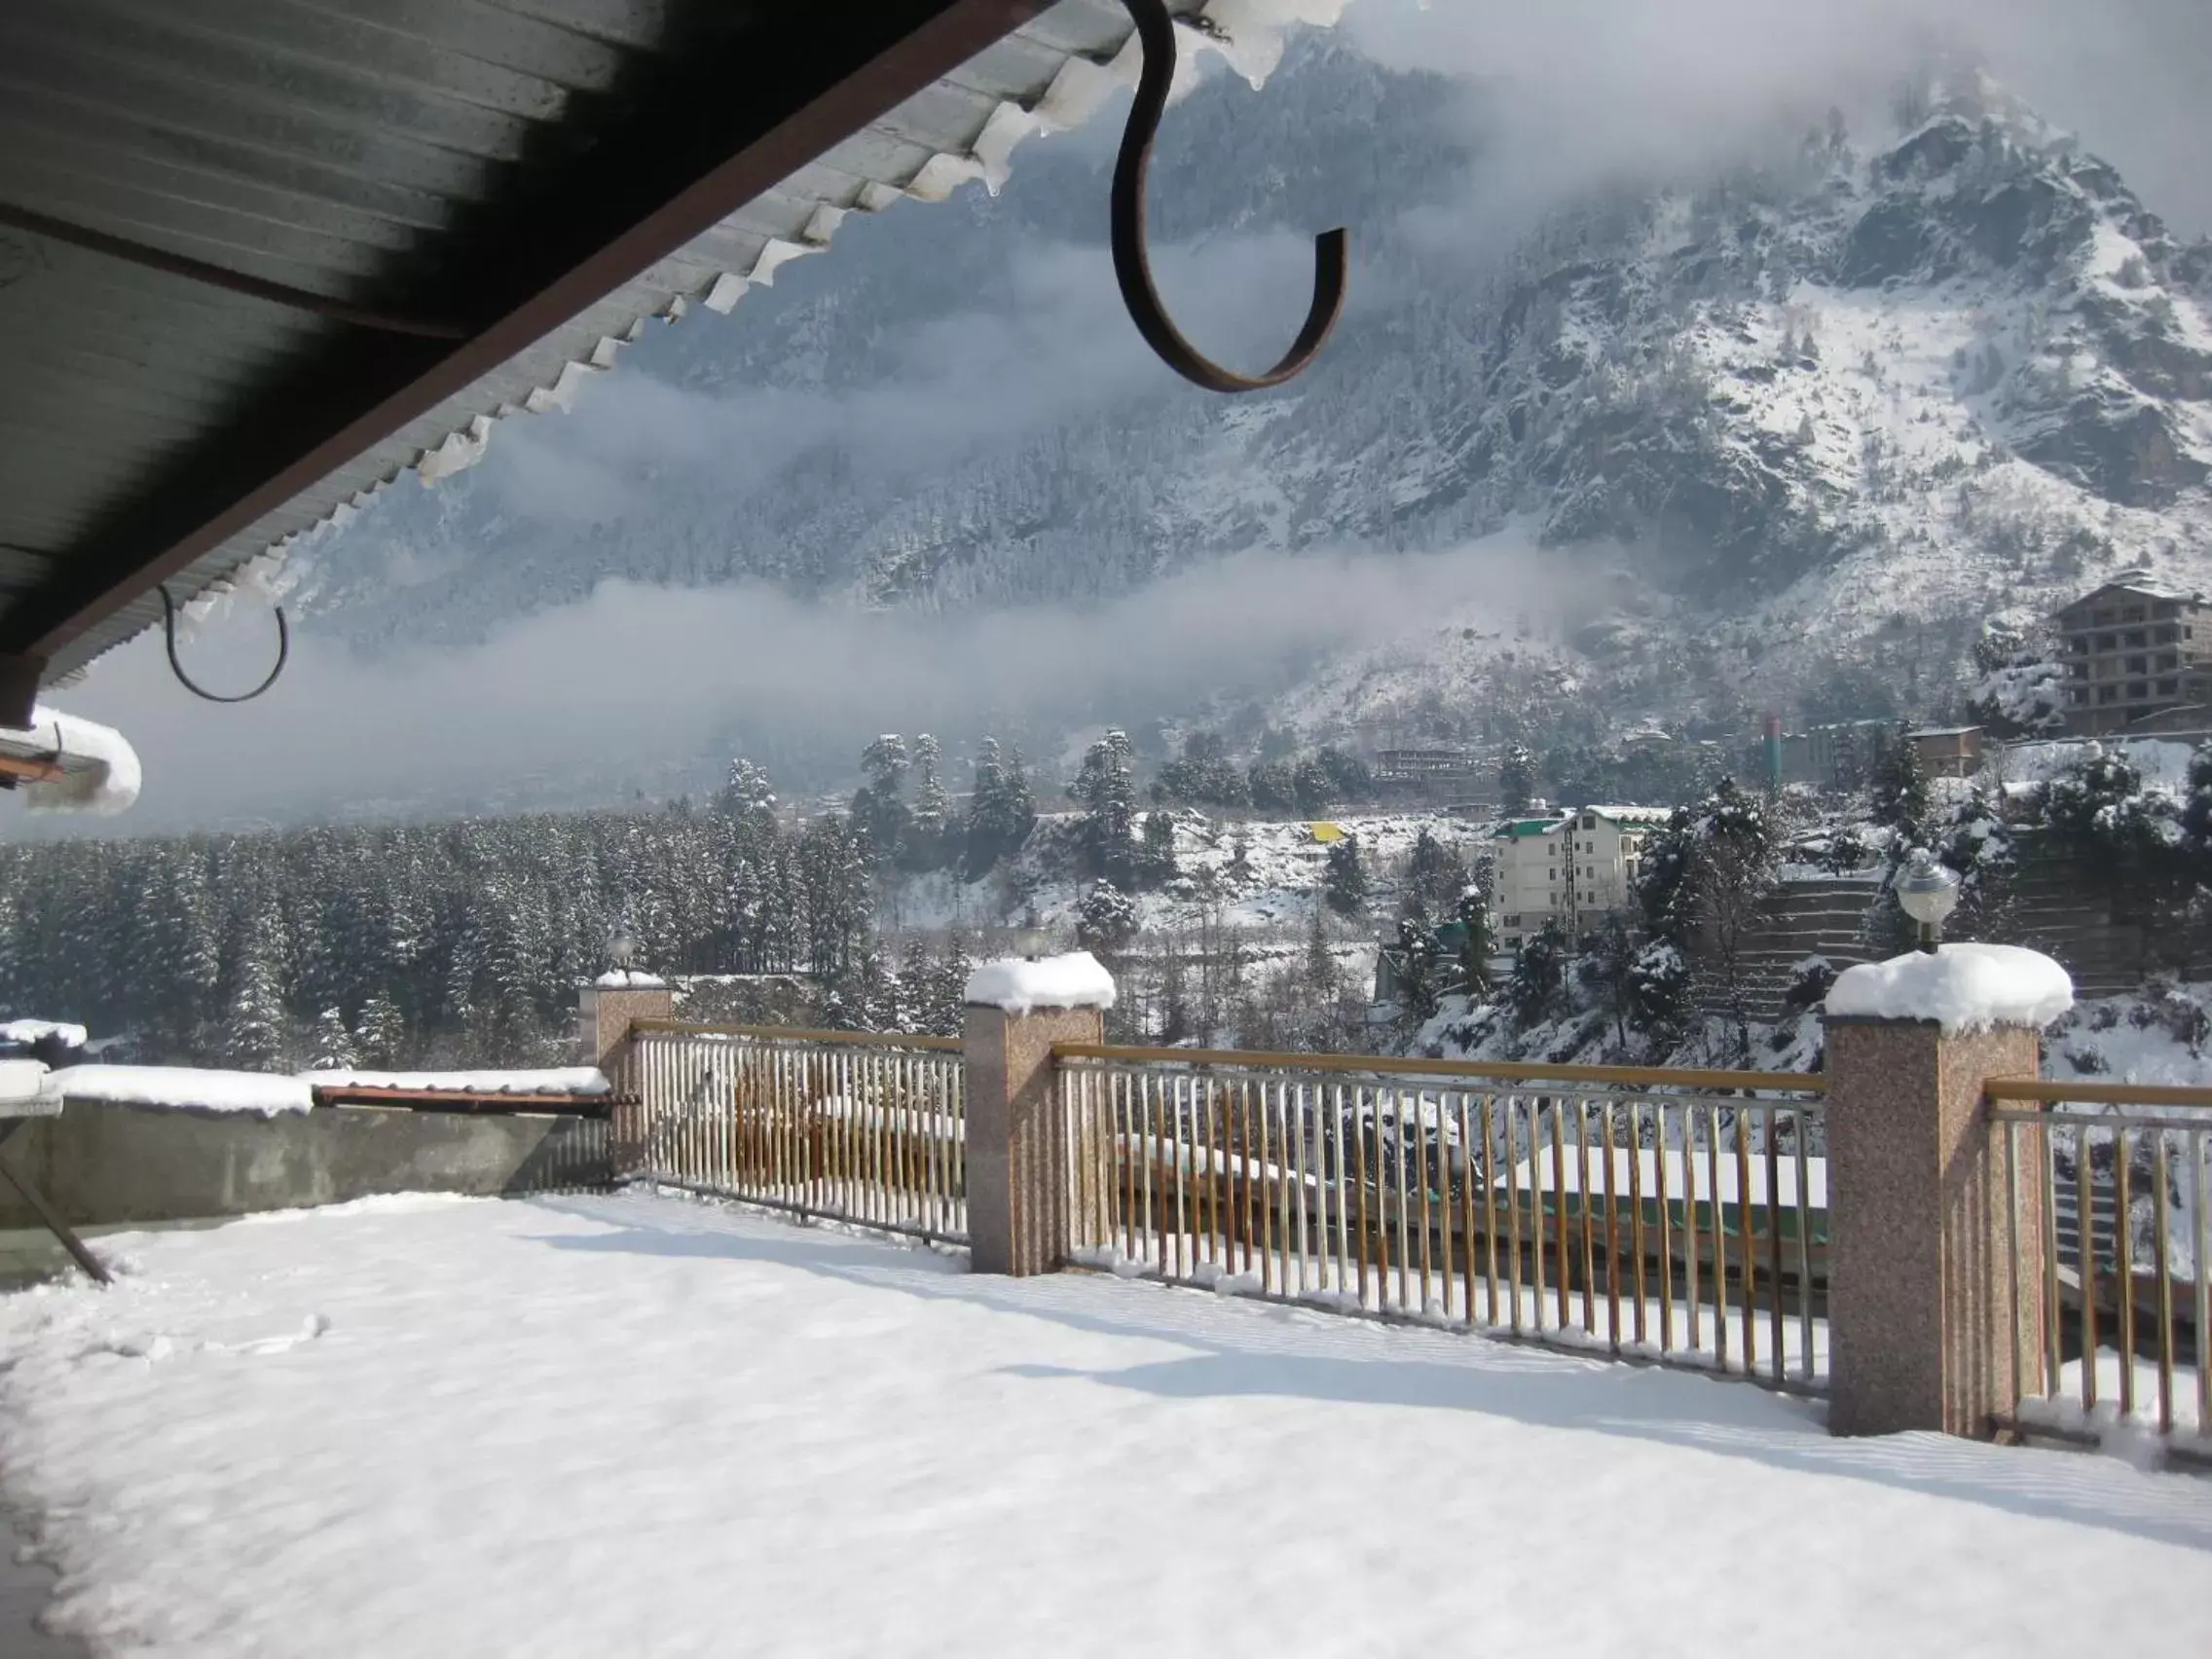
[1895,848,1960,955]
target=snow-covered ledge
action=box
[963,952,1117,1015]
[0,705,142,816]
[1825,942,2073,1034]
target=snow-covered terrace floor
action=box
[2,1194,2207,1658]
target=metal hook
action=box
[159,583,289,704]
[1110,0,1347,392]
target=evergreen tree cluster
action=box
[0,776,880,1071]
[1149,731,1376,815]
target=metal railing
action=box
[1987,1079,2208,1452]
[1057,1044,1829,1389]
[624,1022,967,1243]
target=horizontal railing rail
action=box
[1060,1051,1828,1390]
[630,1018,963,1051]
[625,1027,966,1242]
[1987,1085,2207,1453]
[1051,1041,1826,1095]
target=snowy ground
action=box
[1,1194,2205,1657]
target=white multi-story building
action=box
[1490,805,1670,948]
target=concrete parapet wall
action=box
[0,1102,608,1230]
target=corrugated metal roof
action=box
[0,0,1337,687]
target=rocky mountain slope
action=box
[293,37,2212,765]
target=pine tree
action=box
[1135,810,1178,889]
[1499,743,1536,814]
[224,905,291,1073]
[963,737,1035,878]
[1073,730,1137,890]
[906,735,949,872]
[1509,921,1569,1026]
[1454,887,1495,997]
[1404,829,1463,920]
[1323,835,1368,916]
[1869,725,1932,844]
[1076,881,1138,954]
[308,1007,358,1071]
[357,990,408,1068]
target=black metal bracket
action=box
[1109,0,1346,392]
[159,583,289,704]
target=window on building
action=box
[2157,678,2179,695]
[2094,609,2114,625]
[2098,686,2118,703]
[2128,682,2150,700]
[2127,655,2149,673]
[2070,635,2089,653]
[2126,631,2148,648]
[2158,652,2180,670]
[2096,634,2118,650]
[2124,607,2146,621]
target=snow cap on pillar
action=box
[964,951,1117,1014]
[1825,942,2072,1033]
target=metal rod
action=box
[1108,0,1346,393]
[0,1131,110,1284]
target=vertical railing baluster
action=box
[1602,1098,1621,1352]
[1550,1099,1570,1332]
[1627,1098,1647,1352]
[1794,1107,1814,1382]
[1657,1101,1677,1359]
[1708,1101,1728,1371]
[2079,1124,2098,1413]
[2116,1126,2135,1419]
[1736,1104,1757,1378]
[1480,1094,1500,1329]
[2153,1129,2174,1438]
[1766,1109,1785,1384]
[2194,1126,2211,1441]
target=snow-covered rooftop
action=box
[0,1194,2200,1654]
[1825,944,2074,1034]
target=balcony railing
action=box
[1986,1079,2208,1456]
[1056,1045,1829,1389]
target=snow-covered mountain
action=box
[294,38,2212,764]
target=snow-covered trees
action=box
[1499,744,1536,815]
[1323,835,1368,916]
[1402,830,1463,921]
[0,764,887,1070]
[1869,727,1933,844]
[961,738,1037,879]
[308,1007,358,1072]
[1076,881,1138,954]
[1073,730,1138,890]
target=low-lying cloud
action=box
[45,539,1593,834]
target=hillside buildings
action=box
[1490,805,1671,948]
[2056,576,2212,735]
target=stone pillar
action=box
[964,962,1112,1276]
[577,975,674,1177]
[1825,1015,2045,1438]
